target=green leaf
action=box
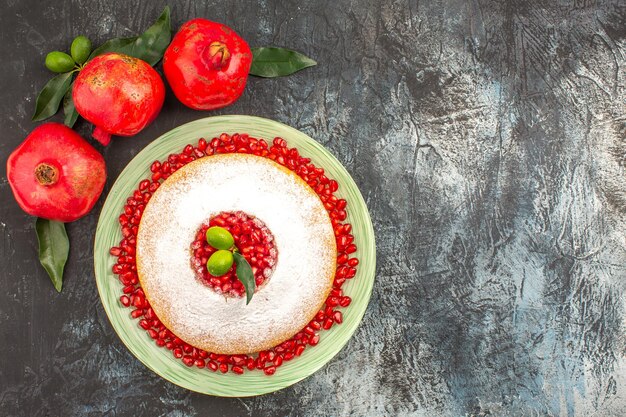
[250,47,317,77]
[88,6,171,66]
[233,252,255,305]
[35,218,69,292]
[63,83,79,128]
[32,71,73,121]
[89,36,138,60]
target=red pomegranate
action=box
[163,19,252,110]
[7,123,106,222]
[73,53,165,146]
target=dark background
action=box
[1,0,625,416]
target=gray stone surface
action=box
[1,0,625,415]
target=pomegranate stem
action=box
[93,126,112,146]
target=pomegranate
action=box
[7,123,106,222]
[73,53,165,146]
[163,19,252,110]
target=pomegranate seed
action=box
[333,311,343,324]
[264,366,276,375]
[182,356,194,367]
[295,345,305,356]
[207,361,218,371]
[195,359,206,368]
[119,295,130,307]
[274,355,283,367]
[219,363,228,373]
[173,348,183,359]
[131,309,143,318]
[322,318,334,330]
[326,296,340,307]
[337,253,348,264]
[339,296,352,307]
[232,366,244,374]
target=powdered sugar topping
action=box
[136,153,336,354]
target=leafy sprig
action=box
[32,6,171,128]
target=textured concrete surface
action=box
[1,0,625,416]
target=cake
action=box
[136,153,337,354]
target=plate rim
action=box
[94,115,376,396]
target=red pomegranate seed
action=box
[330,288,342,297]
[232,366,244,375]
[195,359,206,368]
[207,361,218,371]
[173,348,183,359]
[326,296,340,307]
[119,295,130,307]
[219,363,228,373]
[295,345,305,356]
[182,356,194,367]
[339,296,352,307]
[322,318,334,330]
[333,311,343,324]
[263,366,276,376]
[337,253,348,264]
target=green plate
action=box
[94,115,376,396]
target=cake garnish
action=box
[205,225,256,304]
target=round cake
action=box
[136,153,337,354]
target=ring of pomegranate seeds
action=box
[110,133,358,375]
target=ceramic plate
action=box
[94,115,376,396]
